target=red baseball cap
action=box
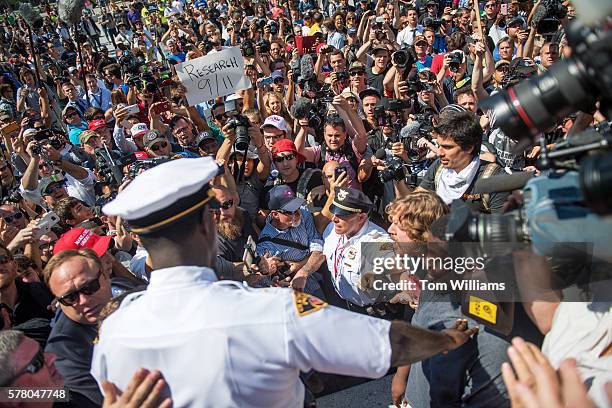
[53,228,112,257]
[134,151,149,159]
[271,139,306,162]
[88,119,109,131]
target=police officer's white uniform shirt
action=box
[91,266,391,407]
[322,220,393,306]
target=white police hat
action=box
[103,157,221,234]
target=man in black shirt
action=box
[366,45,391,96]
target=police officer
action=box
[322,187,396,315]
[91,157,477,407]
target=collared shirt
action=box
[396,24,423,46]
[257,208,323,261]
[322,220,393,306]
[91,265,392,407]
[85,87,112,111]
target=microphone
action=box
[299,53,314,82]
[58,0,86,27]
[374,148,387,160]
[400,122,420,139]
[473,172,534,194]
[290,98,314,119]
[19,3,42,29]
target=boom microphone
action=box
[19,3,42,29]
[299,53,314,82]
[290,98,314,119]
[473,172,534,194]
[374,148,387,160]
[400,122,420,139]
[58,0,86,27]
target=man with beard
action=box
[211,185,257,263]
[167,115,201,157]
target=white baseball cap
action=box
[260,115,289,133]
[130,123,149,138]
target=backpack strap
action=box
[480,162,500,212]
[319,140,359,173]
[257,236,309,251]
[433,161,444,190]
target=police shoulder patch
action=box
[293,291,328,317]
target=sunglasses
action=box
[3,346,45,386]
[349,70,365,77]
[273,77,284,85]
[151,141,168,151]
[44,182,66,195]
[39,162,52,170]
[3,212,23,223]
[220,199,234,210]
[273,153,296,163]
[56,272,102,306]
[64,111,79,119]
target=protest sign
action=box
[175,47,251,106]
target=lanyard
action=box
[333,235,347,279]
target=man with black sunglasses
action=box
[43,248,113,407]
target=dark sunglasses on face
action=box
[151,141,168,151]
[64,111,79,119]
[273,153,296,163]
[220,199,234,210]
[4,346,45,386]
[349,70,365,77]
[44,182,65,195]
[3,212,23,223]
[56,272,102,306]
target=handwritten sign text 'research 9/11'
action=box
[175,47,251,106]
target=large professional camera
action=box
[481,20,612,141]
[95,146,137,187]
[226,115,251,151]
[240,40,255,57]
[499,58,538,89]
[447,51,464,73]
[128,157,172,179]
[391,46,416,69]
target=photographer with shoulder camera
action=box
[400,109,508,214]
[19,137,96,208]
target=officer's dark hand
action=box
[441,319,478,351]
[101,368,172,408]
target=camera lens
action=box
[580,151,612,215]
[479,57,596,140]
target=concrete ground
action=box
[318,375,394,408]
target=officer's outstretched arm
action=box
[389,319,478,366]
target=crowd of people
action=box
[0,0,610,406]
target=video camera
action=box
[95,145,137,187]
[533,0,567,34]
[128,156,172,179]
[226,115,251,152]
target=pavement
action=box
[318,375,394,408]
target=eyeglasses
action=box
[349,70,365,77]
[3,212,23,223]
[2,346,45,386]
[64,111,79,119]
[273,153,296,163]
[43,182,65,196]
[151,141,168,151]
[56,272,102,306]
[220,199,234,210]
[38,162,52,170]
